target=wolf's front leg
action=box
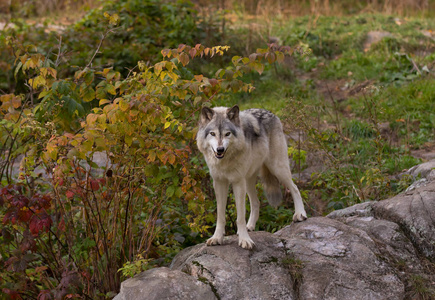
[234,180,255,249]
[207,179,229,246]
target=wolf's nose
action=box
[216,147,225,154]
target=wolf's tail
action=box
[260,166,282,208]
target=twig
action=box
[325,83,341,134]
[55,35,63,68]
[125,65,138,78]
[409,57,422,75]
[24,82,34,106]
[86,27,120,69]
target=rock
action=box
[113,267,216,300]
[276,217,405,300]
[326,201,374,218]
[404,159,435,191]
[293,165,327,182]
[363,31,393,51]
[407,159,435,180]
[422,30,435,40]
[170,232,295,300]
[373,182,435,261]
[114,181,435,299]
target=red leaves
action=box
[37,290,52,300]
[1,184,53,237]
[29,212,53,236]
[66,190,75,199]
[90,179,100,191]
[2,289,22,300]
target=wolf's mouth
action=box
[213,149,226,159]
[215,153,224,159]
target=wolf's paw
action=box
[206,235,224,246]
[246,221,256,232]
[293,211,308,222]
[238,236,255,249]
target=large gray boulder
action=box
[113,267,216,300]
[114,180,435,300]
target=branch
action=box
[55,35,63,68]
[86,27,120,69]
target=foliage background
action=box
[1,0,435,299]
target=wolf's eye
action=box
[210,132,216,136]
[225,132,231,137]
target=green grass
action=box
[220,13,435,213]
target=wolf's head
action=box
[197,105,241,160]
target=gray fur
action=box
[197,105,307,249]
[260,165,283,208]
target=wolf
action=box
[196,105,307,249]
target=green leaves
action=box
[2,39,304,299]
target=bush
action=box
[0,9,302,295]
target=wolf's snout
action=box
[214,146,226,159]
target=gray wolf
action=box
[196,105,307,249]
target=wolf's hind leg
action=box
[246,175,260,232]
[268,164,307,222]
[207,179,229,246]
[286,179,307,222]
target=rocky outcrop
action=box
[113,267,217,300]
[405,159,435,192]
[114,166,435,300]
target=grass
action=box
[219,12,435,214]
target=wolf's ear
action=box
[227,105,240,125]
[200,106,215,124]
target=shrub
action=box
[0,12,302,295]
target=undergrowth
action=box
[1,1,435,298]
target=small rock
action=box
[364,31,393,51]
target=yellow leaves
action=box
[211,45,230,57]
[125,135,133,147]
[165,61,175,72]
[86,113,99,125]
[161,49,171,58]
[252,62,265,75]
[0,94,21,112]
[275,51,285,64]
[249,53,257,62]
[80,83,95,103]
[40,67,57,79]
[28,75,46,89]
[99,99,111,106]
[97,114,107,125]
[118,99,129,112]
[45,137,59,161]
[148,150,156,162]
[154,61,165,73]
[265,52,276,64]
[104,12,120,26]
[154,61,177,75]
[105,84,116,95]
[178,52,189,66]
[168,153,176,165]
[22,53,43,72]
[12,96,21,108]
[162,44,230,67]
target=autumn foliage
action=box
[0,6,306,296]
